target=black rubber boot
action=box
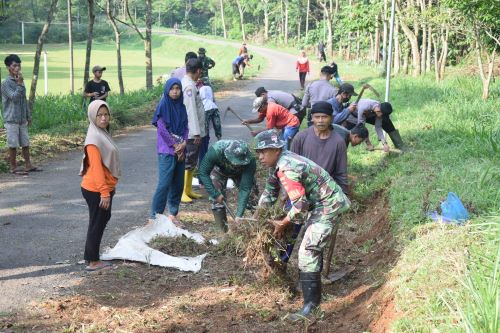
[212,208,228,232]
[388,130,407,152]
[287,271,322,321]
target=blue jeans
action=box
[282,126,299,150]
[150,154,185,218]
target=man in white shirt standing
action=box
[181,58,206,202]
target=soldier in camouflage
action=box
[254,129,350,320]
[198,48,216,86]
[198,140,258,232]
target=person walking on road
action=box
[79,100,121,271]
[181,59,206,202]
[84,65,111,102]
[296,50,310,89]
[302,66,338,126]
[254,129,350,321]
[198,140,258,232]
[243,97,300,149]
[1,54,40,175]
[149,78,188,226]
[198,48,216,86]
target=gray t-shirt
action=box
[346,98,386,143]
[332,124,350,146]
[1,76,30,124]
[267,90,295,109]
[290,126,348,193]
[302,79,338,108]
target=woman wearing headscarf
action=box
[150,78,189,226]
[80,100,120,271]
[296,50,310,90]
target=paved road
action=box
[0,36,304,312]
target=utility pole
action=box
[385,0,396,102]
[21,21,25,45]
[67,0,74,94]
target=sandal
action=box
[26,166,43,172]
[10,168,28,175]
[85,261,113,272]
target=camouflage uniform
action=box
[258,150,350,272]
[198,140,258,217]
[205,108,222,139]
[199,55,216,86]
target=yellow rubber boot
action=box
[181,171,193,203]
[185,170,203,199]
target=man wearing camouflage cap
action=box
[254,129,350,320]
[197,47,216,86]
[198,140,258,232]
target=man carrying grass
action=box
[1,54,40,175]
[84,65,110,102]
[254,129,350,321]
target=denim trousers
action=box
[150,154,185,218]
[282,126,299,150]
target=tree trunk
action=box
[381,0,388,68]
[399,18,421,76]
[67,0,74,94]
[432,34,440,81]
[220,0,227,39]
[374,17,380,63]
[262,0,269,41]
[236,0,245,41]
[473,28,496,100]
[144,0,153,89]
[106,0,124,95]
[297,14,301,44]
[356,30,360,60]
[305,0,310,39]
[421,24,426,74]
[439,26,449,80]
[319,1,332,57]
[402,48,409,74]
[83,0,95,90]
[284,0,289,44]
[426,25,432,72]
[369,33,374,63]
[29,0,59,111]
[394,20,400,74]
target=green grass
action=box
[331,60,499,331]
[0,32,265,95]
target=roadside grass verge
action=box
[340,68,499,331]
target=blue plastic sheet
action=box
[428,192,469,225]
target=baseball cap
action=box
[92,65,106,73]
[321,66,335,75]
[252,96,266,113]
[254,87,267,97]
[254,129,286,150]
[338,83,358,96]
[224,140,251,166]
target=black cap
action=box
[338,83,358,96]
[255,87,267,97]
[198,47,206,54]
[321,66,335,75]
[311,101,333,116]
[380,102,393,115]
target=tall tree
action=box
[219,0,227,38]
[235,0,246,41]
[106,0,124,94]
[83,0,95,91]
[28,0,59,111]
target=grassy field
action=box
[0,33,266,170]
[0,32,265,95]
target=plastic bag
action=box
[428,192,469,224]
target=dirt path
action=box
[0,37,303,313]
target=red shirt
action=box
[262,103,300,129]
[296,60,310,73]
